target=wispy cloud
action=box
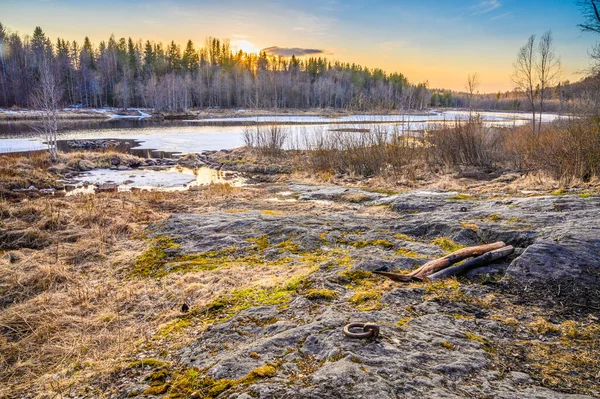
[470,0,502,15]
[262,46,326,57]
[489,12,512,21]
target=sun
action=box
[231,40,258,54]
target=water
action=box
[66,166,245,196]
[0,110,564,155]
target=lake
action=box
[0,110,562,155]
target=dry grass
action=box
[0,180,303,397]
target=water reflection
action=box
[66,166,244,196]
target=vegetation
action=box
[0,23,425,112]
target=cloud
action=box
[489,12,512,21]
[261,46,326,57]
[470,0,502,15]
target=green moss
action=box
[579,192,592,199]
[156,319,193,337]
[128,358,171,369]
[441,341,454,350]
[397,317,412,328]
[132,236,180,277]
[305,289,339,301]
[448,193,471,201]
[431,237,465,252]
[348,290,383,310]
[276,239,300,254]
[246,365,277,380]
[144,383,170,395]
[393,233,417,242]
[207,379,236,397]
[247,234,270,250]
[551,188,567,196]
[484,213,502,222]
[464,332,494,353]
[167,364,278,398]
[339,270,373,284]
[396,248,427,259]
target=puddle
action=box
[66,166,245,196]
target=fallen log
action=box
[373,241,506,282]
[426,245,514,281]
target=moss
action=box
[305,288,338,301]
[339,270,373,284]
[207,379,236,397]
[348,290,383,310]
[132,235,180,277]
[156,319,193,337]
[529,317,561,336]
[507,205,518,209]
[453,314,476,321]
[246,365,277,380]
[144,383,170,395]
[579,192,592,199]
[448,193,471,201]
[464,332,494,353]
[128,358,171,369]
[249,352,261,359]
[396,317,412,328]
[393,233,417,242]
[460,221,479,231]
[185,269,315,325]
[430,237,465,252]
[145,369,169,383]
[484,213,502,222]
[396,247,427,259]
[247,234,270,250]
[551,188,567,196]
[276,239,300,254]
[441,341,454,350]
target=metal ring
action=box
[343,323,380,339]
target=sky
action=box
[0,0,597,92]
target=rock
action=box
[95,183,118,194]
[143,192,600,399]
[78,160,95,171]
[111,156,121,166]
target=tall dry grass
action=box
[255,114,600,184]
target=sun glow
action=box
[232,40,259,54]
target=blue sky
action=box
[0,0,597,91]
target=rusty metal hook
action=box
[343,323,380,339]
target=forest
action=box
[0,23,431,112]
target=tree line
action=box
[0,23,431,112]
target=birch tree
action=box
[32,57,62,161]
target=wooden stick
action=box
[373,241,506,282]
[426,245,514,281]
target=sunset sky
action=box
[1,0,597,92]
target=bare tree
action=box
[578,0,600,33]
[32,57,61,161]
[537,31,561,130]
[512,35,537,133]
[465,73,480,114]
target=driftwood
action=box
[426,245,514,281]
[373,241,506,282]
